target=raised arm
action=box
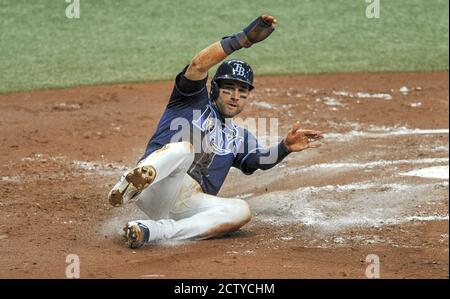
[184,42,227,80]
[184,15,277,81]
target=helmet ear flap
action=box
[210,80,219,101]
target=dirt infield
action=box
[0,71,448,278]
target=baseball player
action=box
[108,15,323,248]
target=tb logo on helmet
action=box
[232,63,246,77]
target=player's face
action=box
[216,80,250,118]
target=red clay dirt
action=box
[0,71,448,278]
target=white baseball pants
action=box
[131,142,251,242]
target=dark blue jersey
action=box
[140,65,290,195]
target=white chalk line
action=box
[332,90,392,100]
[400,166,449,180]
[404,215,449,222]
[325,128,449,140]
[257,210,449,230]
[292,157,449,174]
[248,180,449,230]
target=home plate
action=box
[400,166,449,179]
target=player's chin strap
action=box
[220,16,275,55]
[209,80,220,101]
[209,99,222,118]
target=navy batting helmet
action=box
[210,59,254,101]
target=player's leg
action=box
[169,191,252,240]
[120,149,196,249]
[108,141,194,207]
[122,176,190,248]
[124,175,252,247]
[133,168,190,220]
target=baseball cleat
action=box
[108,165,156,207]
[123,222,150,249]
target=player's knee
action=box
[204,201,251,237]
[223,200,252,227]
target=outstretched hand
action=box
[261,15,277,26]
[283,122,324,152]
[242,14,277,46]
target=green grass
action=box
[0,0,448,94]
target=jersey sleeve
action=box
[167,65,209,108]
[233,130,291,175]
